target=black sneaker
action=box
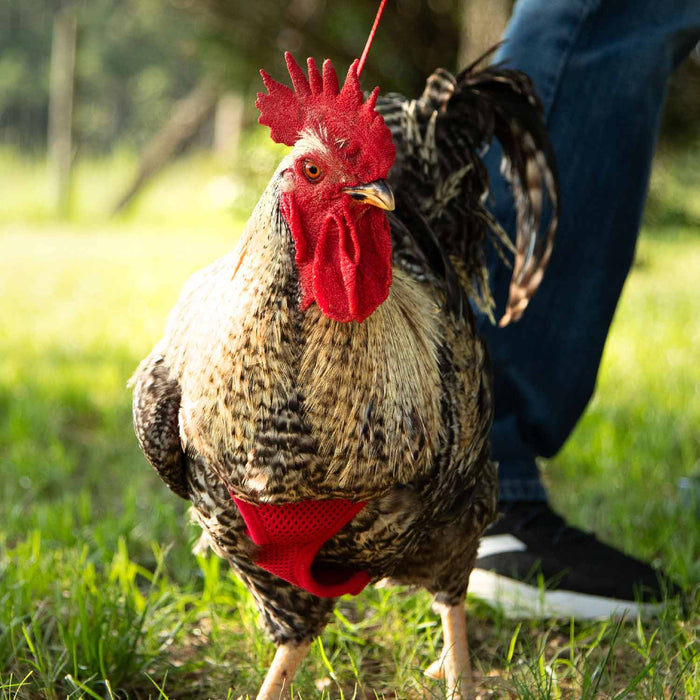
[469,502,680,619]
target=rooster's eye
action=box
[303,161,322,182]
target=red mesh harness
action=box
[232,496,370,598]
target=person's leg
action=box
[471,0,700,616]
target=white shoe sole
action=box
[468,568,664,620]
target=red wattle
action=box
[281,192,392,323]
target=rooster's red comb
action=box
[256,53,394,176]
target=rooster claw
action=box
[424,657,446,680]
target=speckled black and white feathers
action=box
[131,354,188,499]
[376,52,559,325]
[131,167,497,644]
[131,54,558,651]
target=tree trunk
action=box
[48,6,77,219]
[458,0,511,67]
[213,92,244,161]
[112,80,218,215]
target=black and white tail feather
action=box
[376,48,559,326]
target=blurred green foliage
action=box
[662,47,700,149]
[0,0,465,155]
[193,0,462,96]
[2,0,699,157]
[0,0,208,152]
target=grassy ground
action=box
[0,143,698,699]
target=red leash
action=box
[357,0,389,78]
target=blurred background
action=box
[1,1,699,697]
[2,0,700,219]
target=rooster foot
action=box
[256,640,311,700]
[424,600,473,699]
[424,656,446,680]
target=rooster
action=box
[131,51,558,698]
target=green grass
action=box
[0,144,698,698]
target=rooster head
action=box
[256,53,396,323]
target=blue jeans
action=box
[480,0,700,501]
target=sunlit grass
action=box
[0,143,698,697]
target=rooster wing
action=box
[131,352,188,500]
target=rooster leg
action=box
[424,600,472,699]
[257,640,311,700]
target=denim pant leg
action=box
[478,0,700,502]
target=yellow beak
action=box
[343,179,395,211]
